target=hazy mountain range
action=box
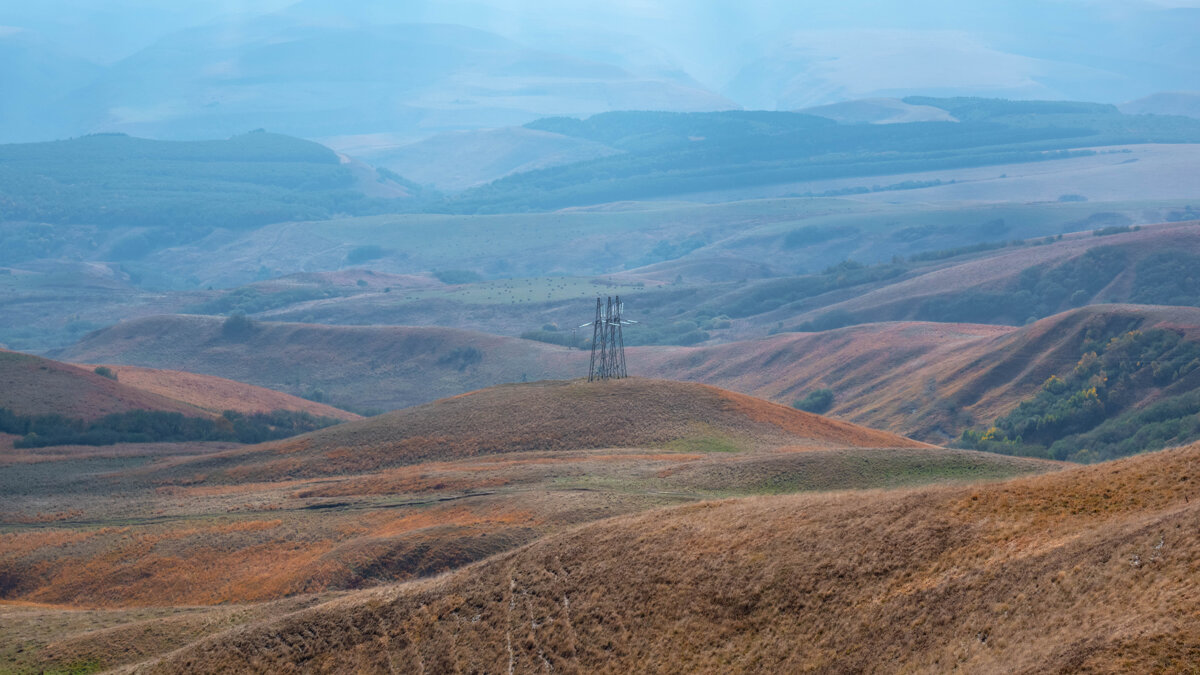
[2,0,1198,143]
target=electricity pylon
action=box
[581,296,636,381]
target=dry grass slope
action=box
[0,379,1055,619]
[55,315,584,412]
[87,364,360,421]
[140,441,1200,674]
[52,300,1200,445]
[638,304,1200,442]
[0,349,210,420]
[180,378,929,483]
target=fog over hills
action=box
[1,0,1197,143]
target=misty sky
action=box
[2,0,1198,144]
[7,0,1199,93]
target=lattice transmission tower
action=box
[581,296,636,381]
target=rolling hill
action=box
[798,97,959,124]
[0,379,1055,623]
[0,347,355,451]
[135,210,1195,331]
[637,304,1200,453]
[445,103,1200,211]
[1121,91,1200,119]
[83,365,358,422]
[55,315,586,413]
[763,221,1200,332]
[334,127,622,192]
[0,348,354,423]
[53,301,1200,461]
[0,131,419,233]
[160,377,930,484]
[97,439,1200,673]
[0,349,208,421]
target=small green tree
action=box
[93,366,118,381]
[222,311,255,340]
[793,388,835,414]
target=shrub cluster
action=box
[436,347,483,371]
[958,328,1200,462]
[793,389,835,414]
[0,408,344,448]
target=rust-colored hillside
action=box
[637,304,1200,442]
[55,304,1200,444]
[180,377,928,483]
[55,315,585,412]
[1,379,1056,623]
[87,364,359,421]
[139,441,1200,673]
[0,349,209,420]
[0,348,357,424]
[52,302,1200,446]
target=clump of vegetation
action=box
[781,225,859,249]
[891,224,946,242]
[188,286,345,315]
[796,310,857,333]
[436,346,483,371]
[633,236,707,266]
[958,328,1200,462]
[793,388,835,414]
[92,366,117,381]
[0,407,343,448]
[700,315,732,330]
[665,435,741,453]
[302,387,329,403]
[222,311,256,340]
[345,244,389,265]
[1165,205,1199,222]
[521,329,579,348]
[722,259,907,319]
[1130,251,1200,307]
[916,246,1127,324]
[907,239,1020,262]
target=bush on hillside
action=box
[345,245,388,265]
[521,330,578,348]
[437,346,483,371]
[1130,251,1200,307]
[93,366,117,381]
[793,388,835,414]
[222,311,255,339]
[0,407,343,448]
[958,328,1200,462]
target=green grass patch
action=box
[663,434,743,454]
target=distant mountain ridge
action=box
[5,1,1199,143]
[8,15,735,144]
[1121,92,1200,119]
